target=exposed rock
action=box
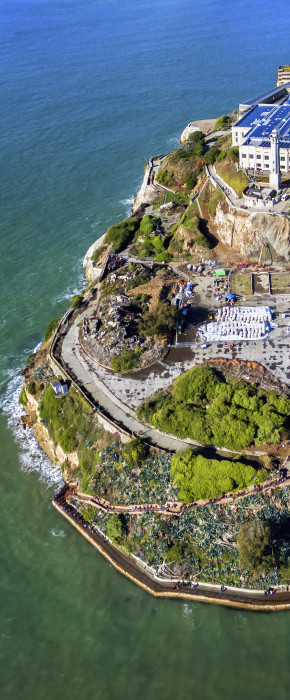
[214,201,290,261]
[132,164,161,213]
[180,123,201,144]
[83,233,108,284]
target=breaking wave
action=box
[120,195,135,216]
[0,372,64,488]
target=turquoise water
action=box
[1,1,290,697]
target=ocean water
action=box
[1,1,290,698]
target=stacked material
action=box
[198,306,276,342]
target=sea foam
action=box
[0,373,64,488]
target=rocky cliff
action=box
[214,201,290,261]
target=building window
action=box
[249,154,254,159]
[280,156,285,161]
[241,154,246,158]
[256,154,261,159]
[264,164,269,168]
[264,156,269,160]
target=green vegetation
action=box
[165,191,190,206]
[71,294,84,309]
[156,170,174,187]
[139,215,158,235]
[122,437,149,467]
[19,387,27,406]
[237,520,273,574]
[171,450,265,503]
[44,317,61,342]
[107,514,126,544]
[208,187,225,216]
[231,272,252,297]
[138,302,177,337]
[181,204,200,230]
[27,381,37,396]
[105,217,140,252]
[137,366,290,450]
[215,159,249,197]
[203,147,221,165]
[91,244,107,264]
[214,114,234,130]
[111,347,145,372]
[39,382,98,462]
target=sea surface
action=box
[0,1,290,698]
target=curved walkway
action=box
[69,472,290,518]
[53,487,290,611]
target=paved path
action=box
[70,474,290,518]
[62,319,189,450]
[54,488,290,610]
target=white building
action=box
[232,97,290,187]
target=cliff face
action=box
[24,393,79,475]
[132,164,160,213]
[214,202,290,261]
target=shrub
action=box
[105,217,140,252]
[71,294,84,309]
[137,366,289,450]
[138,302,177,337]
[19,387,27,406]
[156,170,174,187]
[237,520,273,573]
[195,233,210,248]
[188,131,204,143]
[111,347,145,372]
[122,437,148,467]
[44,317,61,342]
[91,244,107,264]
[185,174,197,190]
[27,382,37,396]
[171,451,262,503]
[154,251,173,262]
[107,514,124,544]
[203,147,220,165]
[139,215,157,235]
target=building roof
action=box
[239,82,290,111]
[234,101,290,149]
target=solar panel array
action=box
[235,101,290,148]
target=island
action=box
[19,73,290,610]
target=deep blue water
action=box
[0,1,290,698]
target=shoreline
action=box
[53,496,290,612]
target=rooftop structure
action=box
[50,380,69,395]
[239,82,290,112]
[232,98,290,183]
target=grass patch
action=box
[215,160,249,197]
[231,273,252,297]
[208,187,225,216]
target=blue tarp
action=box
[225,293,236,300]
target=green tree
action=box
[139,215,158,235]
[107,514,124,544]
[203,147,220,165]
[237,520,273,574]
[122,437,148,467]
